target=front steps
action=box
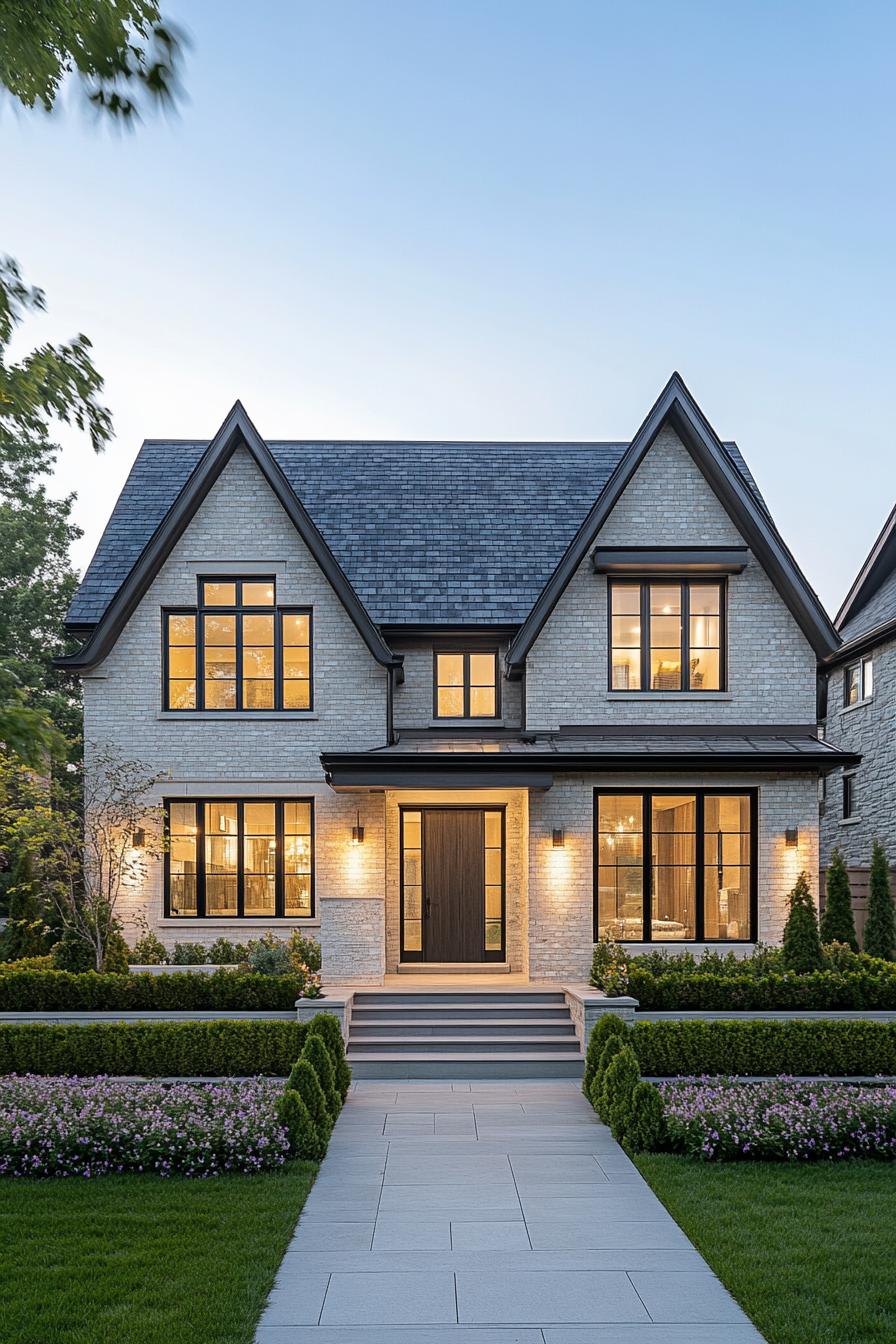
[396,962,510,975]
[346,989,584,1078]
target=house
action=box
[60,374,858,985]
[820,503,896,916]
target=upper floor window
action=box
[610,580,724,692]
[164,577,312,711]
[844,657,873,707]
[843,772,857,820]
[434,651,499,719]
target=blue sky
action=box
[4,0,894,615]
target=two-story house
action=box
[820,503,896,896]
[61,374,858,985]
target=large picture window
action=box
[609,580,725,692]
[594,789,755,942]
[164,578,312,711]
[165,798,314,918]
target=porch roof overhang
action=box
[321,728,860,790]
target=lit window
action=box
[843,774,856,820]
[595,790,754,942]
[166,799,313,917]
[844,657,873,707]
[164,578,312,711]
[434,651,498,718]
[609,581,724,692]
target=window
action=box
[164,578,311,711]
[594,790,755,942]
[844,657,873,707]
[434,651,498,718]
[165,799,313,917]
[843,773,856,820]
[609,580,724,692]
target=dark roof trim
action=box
[824,613,896,668]
[506,372,839,673]
[834,502,896,630]
[325,767,555,791]
[56,402,401,673]
[555,723,819,737]
[382,623,520,641]
[592,546,748,575]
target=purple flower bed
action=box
[658,1076,896,1162]
[0,1075,290,1178]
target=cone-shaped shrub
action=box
[782,871,824,973]
[276,1087,326,1160]
[865,840,896,961]
[624,1080,666,1154]
[821,848,858,951]
[602,1043,641,1142]
[303,1033,341,1120]
[589,1034,625,1119]
[307,1013,352,1102]
[583,1013,626,1097]
[288,1057,331,1143]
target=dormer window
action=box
[609,580,725,692]
[844,657,873,707]
[434,651,499,719]
[164,577,312,711]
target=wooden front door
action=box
[423,809,485,962]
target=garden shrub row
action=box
[630,1018,896,1078]
[0,969,304,1011]
[628,966,896,1011]
[276,1014,351,1161]
[0,1019,305,1077]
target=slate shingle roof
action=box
[67,437,767,629]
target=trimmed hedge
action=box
[0,969,304,1011]
[631,1018,896,1078]
[629,966,896,1011]
[0,1019,305,1077]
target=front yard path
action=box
[256,1078,762,1341]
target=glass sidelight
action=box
[401,811,423,953]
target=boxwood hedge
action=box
[628,967,896,1011]
[631,1018,896,1077]
[0,969,304,1012]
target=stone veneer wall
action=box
[820,635,896,867]
[527,772,819,981]
[525,427,818,731]
[320,896,385,984]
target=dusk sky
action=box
[4,0,894,618]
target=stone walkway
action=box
[256,1079,764,1342]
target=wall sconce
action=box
[131,827,146,849]
[351,811,365,846]
[784,827,799,848]
[552,827,565,848]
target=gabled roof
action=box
[505,373,839,670]
[834,502,896,642]
[59,402,400,673]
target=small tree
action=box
[302,1034,341,1121]
[781,871,824,973]
[0,850,53,960]
[865,840,896,961]
[583,1012,626,1097]
[820,847,858,951]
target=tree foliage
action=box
[865,840,896,961]
[820,847,858,951]
[781,871,824,974]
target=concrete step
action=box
[352,992,567,1007]
[348,1035,581,1054]
[349,1018,578,1037]
[347,1053,584,1079]
[396,962,511,975]
[351,1005,572,1022]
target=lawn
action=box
[0,1161,317,1344]
[637,1155,896,1344]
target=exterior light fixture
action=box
[784,827,799,848]
[552,827,565,848]
[351,811,365,846]
[131,827,146,849]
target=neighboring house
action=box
[820,504,896,901]
[60,374,858,984]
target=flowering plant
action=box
[591,933,630,996]
[658,1075,896,1162]
[0,1075,289,1178]
[298,965,322,998]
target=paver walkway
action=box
[256,1078,764,1342]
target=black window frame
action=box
[162,575,313,712]
[843,656,873,708]
[607,577,728,693]
[432,649,501,720]
[842,773,856,820]
[163,797,315,919]
[592,786,758,943]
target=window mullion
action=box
[275,801,284,917]
[695,791,705,941]
[643,792,652,941]
[197,612,205,710]
[640,584,649,692]
[197,802,206,918]
[275,612,283,710]
[464,652,471,718]
[682,582,690,691]
[236,802,245,917]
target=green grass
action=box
[0,1161,317,1344]
[637,1155,896,1344]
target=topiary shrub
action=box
[624,1080,666,1154]
[820,847,858,951]
[307,1013,351,1101]
[303,1033,341,1121]
[287,1057,331,1143]
[865,840,896,961]
[583,1012,626,1097]
[276,1087,325,1160]
[102,931,131,975]
[782,871,824,973]
[591,1035,625,1121]
[602,1043,641,1142]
